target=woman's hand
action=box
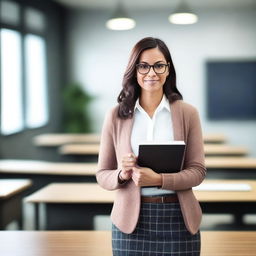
[120,153,137,181]
[132,166,162,187]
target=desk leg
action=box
[17,216,23,230]
[0,195,22,230]
[35,203,40,230]
[45,203,112,230]
[233,212,244,226]
[0,217,4,229]
[46,204,94,230]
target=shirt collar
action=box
[134,94,170,113]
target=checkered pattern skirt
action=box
[112,202,200,256]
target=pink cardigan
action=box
[96,100,206,235]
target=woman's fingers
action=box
[124,161,135,166]
[121,153,138,181]
[123,167,132,172]
[122,153,137,170]
[123,155,136,162]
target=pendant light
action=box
[169,0,198,25]
[106,0,136,31]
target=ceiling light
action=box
[169,0,198,25]
[106,1,135,31]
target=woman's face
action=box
[136,47,169,95]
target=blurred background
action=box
[0,0,256,234]
[0,0,256,160]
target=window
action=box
[25,7,46,32]
[0,0,20,26]
[0,29,23,135]
[25,34,48,128]
[0,1,48,135]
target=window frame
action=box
[0,0,49,135]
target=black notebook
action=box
[138,141,186,173]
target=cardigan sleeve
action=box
[96,108,125,191]
[161,109,206,191]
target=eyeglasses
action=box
[136,63,169,75]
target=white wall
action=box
[67,7,256,156]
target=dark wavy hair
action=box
[117,37,183,119]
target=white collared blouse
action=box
[131,95,175,196]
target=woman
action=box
[96,37,206,255]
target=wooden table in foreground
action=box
[25,180,256,230]
[0,231,255,256]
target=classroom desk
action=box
[206,157,256,168]
[2,157,256,171]
[34,133,227,147]
[34,133,101,146]
[25,180,256,230]
[59,143,248,156]
[59,144,100,155]
[1,157,256,186]
[0,231,255,256]
[203,133,227,144]
[0,179,32,229]
[0,160,97,176]
[204,144,248,156]
[205,157,256,179]
[0,160,97,192]
[25,183,113,230]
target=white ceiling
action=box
[54,0,256,10]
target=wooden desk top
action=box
[59,143,248,156]
[1,157,256,179]
[25,179,256,203]
[204,144,248,156]
[194,179,256,202]
[34,133,227,147]
[205,157,256,169]
[0,231,110,256]
[0,231,255,256]
[34,133,100,146]
[203,133,227,144]
[0,179,32,199]
[25,183,114,203]
[59,144,99,155]
[0,160,97,176]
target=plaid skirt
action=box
[112,202,200,256]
